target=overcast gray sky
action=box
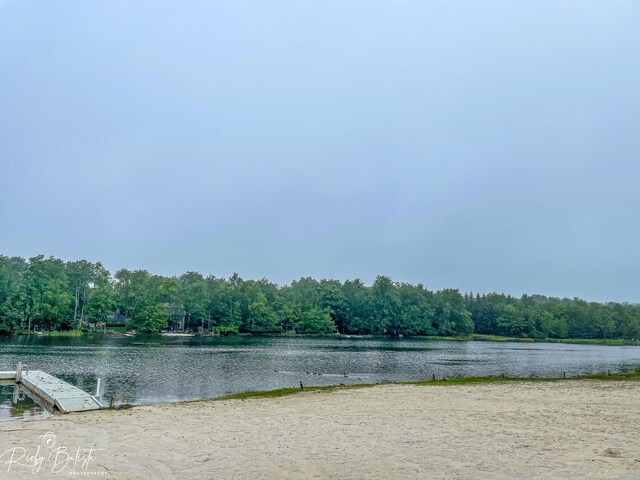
[1,1,639,302]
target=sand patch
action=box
[1,380,639,479]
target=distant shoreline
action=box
[9,330,640,346]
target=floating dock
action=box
[0,364,103,413]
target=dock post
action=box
[95,378,101,397]
[16,362,22,382]
[11,384,19,404]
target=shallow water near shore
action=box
[1,335,639,420]
[0,381,52,420]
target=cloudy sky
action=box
[1,1,639,302]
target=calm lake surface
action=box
[1,335,639,420]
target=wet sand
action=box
[1,380,639,479]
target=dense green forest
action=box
[0,254,639,339]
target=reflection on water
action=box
[0,381,51,421]
[1,335,639,420]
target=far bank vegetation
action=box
[0,254,639,342]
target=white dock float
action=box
[1,366,103,413]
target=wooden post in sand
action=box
[300,381,304,391]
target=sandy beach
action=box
[1,380,639,479]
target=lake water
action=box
[1,335,639,420]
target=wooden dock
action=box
[0,365,103,413]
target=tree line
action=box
[0,254,639,339]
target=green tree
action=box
[179,272,208,330]
[9,256,72,331]
[341,279,372,334]
[293,307,336,334]
[247,294,280,333]
[397,283,436,336]
[370,276,398,335]
[0,256,27,333]
[128,304,168,333]
[84,273,116,324]
[497,304,527,337]
[433,289,474,335]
